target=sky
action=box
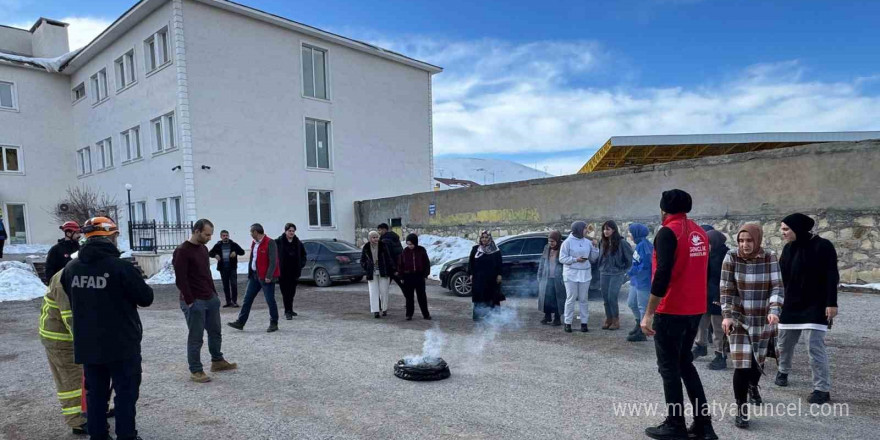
[3,0,880,175]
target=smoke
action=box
[404,328,448,365]
[464,306,521,355]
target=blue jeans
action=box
[237,275,278,325]
[627,284,650,324]
[599,272,626,319]
[180,295,223,373]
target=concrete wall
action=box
[356,141,880,283]
[183,0,433,242]
[31,21,70,58]
[0,26,34,56]
[0,64,75,244]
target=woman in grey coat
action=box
[597,220,633,330]
[537,231,566,326]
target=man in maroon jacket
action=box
[173,219,237,383]
[641,190,717,440]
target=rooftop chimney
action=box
[30,18,70,58]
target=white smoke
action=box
[464,306,520,355]
[404,328,448,365]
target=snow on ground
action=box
[3,244,52,254]
[147,261,250,285]
[0,261,47,302]
[418,234,475,280]
[843,283,880,291]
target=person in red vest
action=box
[228,223,281,333]
[641,189,718,440]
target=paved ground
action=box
[1,278,878,440]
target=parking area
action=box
[1,280,878,439]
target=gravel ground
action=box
[1,279,878,440]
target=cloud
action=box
[8,16,112,51]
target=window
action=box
[307,190,333,227]
[121,126,141,161]
[156,197,182,226]
[303,242,320,257]
[522,238,548,255]
[4,203,28,245]
[114,50,136,90]
[498,239,523,256]
[96,138,113,170]
[302,44,328,99]
[305,118,330,169]
[0,81,16,110]
[0,145,21,172]
[72,83,86,103]
[151,112,176,153]
[76,147,92,176]
[132,201,147,223]
[90,69,108,103]
[145,27,170,73]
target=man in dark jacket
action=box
[378,223,404,290]
[775,213,839,405]
[276,223,307,320]
[208,230,245,307]
[641,190,717,440]
[45,221,82,282]
[61,217,153,440]
[396,233,432,321]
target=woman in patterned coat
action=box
[721,223,784,430]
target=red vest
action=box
[251,237,280,279]
[652,213,708,315]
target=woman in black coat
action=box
[276,223,307,320]
[467,230,503,321]
[701,230,730,370]
[361,231,396,318]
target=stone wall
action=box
[355,141,880,283]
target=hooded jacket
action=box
[61,239,154,364]
[706,230,729,315]
[779,233,839,327]
[397,234,431,278]
[626,223,653,290]
[45,239,80,282]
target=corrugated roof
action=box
[609,131,880,146]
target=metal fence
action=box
[129,221,193,253]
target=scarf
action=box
[570,221,586,239]
[475,230,499,258]
[736,223,764,260]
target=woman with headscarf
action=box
[537,231,566,326]
[701,230,730,370]
[597,220,634,330]
[361,231,396,319]
[720,223,784,429]
[625,223,653,341]
[775,213,839,405]
[397,233,432,321]
[559,221,600,333]
[468,231,503,321]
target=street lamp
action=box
[125,183,133,250]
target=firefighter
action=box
[62,216,153,440]
[39,268,88,435]
[45,221,82,281]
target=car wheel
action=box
[314,267,332,287]
[449,271,471,297]
[350,276,364,283]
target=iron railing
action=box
[129,220,193,253]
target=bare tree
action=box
[48,185,122,226]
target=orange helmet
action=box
[82,216,119,238]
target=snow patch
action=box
[0,49,80,73]
[418,234,475,280]
[0,261,47,302]
[842,283,880,291]
[147,261,250,285]
[3,244,52,255]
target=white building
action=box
[0,0,440,251]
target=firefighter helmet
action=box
[82,217,119,238]
[60,221,81,233]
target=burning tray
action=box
[393,358,451,381]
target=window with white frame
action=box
[305,118,330,169]
[157,196,182,225]
[114,49,136,90]
[0,145,21,173]
[0,81,17,110]
[145,27,170,73]
[132,201,147,223]
[121,126,141,161]
[307,190,333,227]
[72,83,86,102]
[96,138,113,170]
[90,69,108,103]
[302,45,328,99]
[76,147,92,176]
[151,112,176,153]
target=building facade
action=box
[0,0,440,247]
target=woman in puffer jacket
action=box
[597,220,634,330]
[397,233,432,321]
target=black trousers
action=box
[401,273,430,318]
[219,265,238,304]
[653,313,710,424]
[0,239,4,258]
[83,354,142,440]
[733,356,762,403]
[280,276,299,314]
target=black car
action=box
[439,232,601,297]
[300,239,365,287]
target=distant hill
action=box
[433,157,552,185]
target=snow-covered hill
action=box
[433,157,552,185]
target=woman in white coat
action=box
[559,221,600,333]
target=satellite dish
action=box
[58,203,70,212]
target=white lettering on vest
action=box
[71,274,109,289]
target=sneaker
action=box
[291,311,298,317]
[423,315,432,320]
[581,323,589,333]
[645,418,688,439]
[232,303,240,308]
[227,321,244,330]
[627,330,647,342]
[628,324,640,336]
[285,312,293,320]
[692,344,708,359]
[734,401,749,429]
[552,316,562,326]
[267,322,279,333]
[775,372,788,387]
[687,420,719,440]
[748,384,763,405]
[72,423,88,436]
[191,371,212,383]
[540,315,551,325]
[707,353,727,370]
[374,312,381,319]
[808,390,831,404]
[564,324,572,333]
[222,303,232,308]
[210,359,238,372]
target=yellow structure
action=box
[578,131,880,173]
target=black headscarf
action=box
[405,233,419,247]
[782,213,815,241]
[660,189,693,214]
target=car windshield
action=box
[322,241,359,252]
